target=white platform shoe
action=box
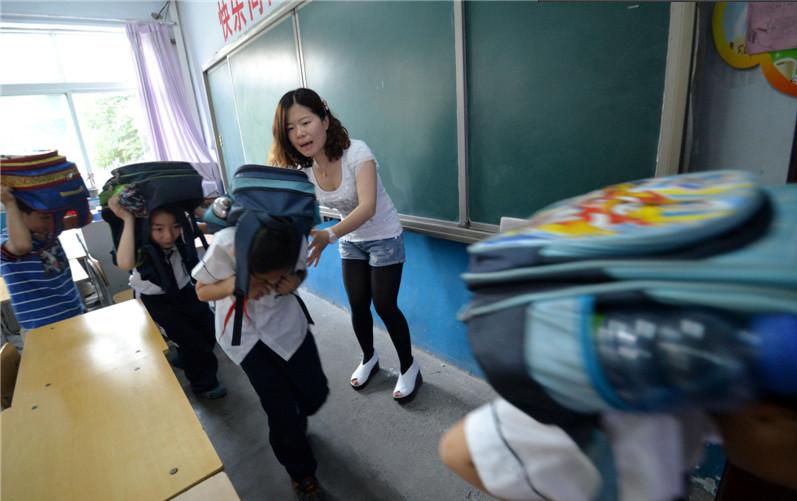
[393,360,422,403]
[350,352,380,390]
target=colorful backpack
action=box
[100,161,206,295]
[0,151,92,238]
[203,164,320,345]
[460,171,797,421]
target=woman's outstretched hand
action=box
[307,228,331,267]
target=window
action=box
[0,24,152,191]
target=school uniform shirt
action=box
[0,229,84,330]
[465,398,601,501]
[600,410,715,501]
[128,246,191,296]
[303,139,402,242]
[191,226,308,365]
[465,398,714,501]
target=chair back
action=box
[1,342,21,410]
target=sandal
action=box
[350,352,379,390]
[393,360,422,403]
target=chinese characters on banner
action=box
[218,0,269,42]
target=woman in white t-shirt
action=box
[270,88,421,403]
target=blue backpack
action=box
[460,171,797,423]
[0,151,92,239]
[204,164,320,345]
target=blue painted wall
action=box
[304,222,483,376]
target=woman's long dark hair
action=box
[270,88,350,168]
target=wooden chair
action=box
[83,256,114,308]
[1,342,21,410]
[113,289,135,304]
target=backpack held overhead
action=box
[100,161,206,294]
[0,150,92,238]
[460,171,797,424]
[203,164,320,346]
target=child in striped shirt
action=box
[0,186,84,336]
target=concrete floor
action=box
[175,289,498,501]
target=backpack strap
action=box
[175,212,199,273]
[191,214,209,251]
[143,243,177,294]
[292,292,314,326]
[230,211,302,346]
[233,210,298,299]
[231,291,246,346]
[231,211,259,346]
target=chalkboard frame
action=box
[202,1,694,243]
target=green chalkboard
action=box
[205,2,675,235]
[466,2,670,224]
[207,60,245,183]
[297,1,459,221]
[228,16,301,168]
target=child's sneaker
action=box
[193,382,227,399]
[292,475,324,501]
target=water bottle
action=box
[592,307,797,412]
[210,195,233,219]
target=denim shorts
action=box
[338,234,405,267]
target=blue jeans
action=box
[338,234,405,267]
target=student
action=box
[108,194,225,399]
[270,87,421,402]
[0,185,84,336]
[192,221,328,500]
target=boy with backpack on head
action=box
[108,194,226,399]
[1,185,84,337]
[193,217,329,501]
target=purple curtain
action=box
[125,22,221,194]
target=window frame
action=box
[0,24,147,191]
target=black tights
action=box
[341,259,414,373]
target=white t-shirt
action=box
[190,227,309,365]
[303,139,402,242]
[465,398,713,501]
[129,246,191,295]
[465,398,601,501]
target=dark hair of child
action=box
[249,223,301,275]
[150,205,186,223]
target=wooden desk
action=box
[2,301,223,501]
[173,472,239,501]
[112,289,135,304]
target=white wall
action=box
[687,4,796,185]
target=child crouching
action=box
[192,221,329,500]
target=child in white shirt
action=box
[109,195,224,398]
[193,222,328,500]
